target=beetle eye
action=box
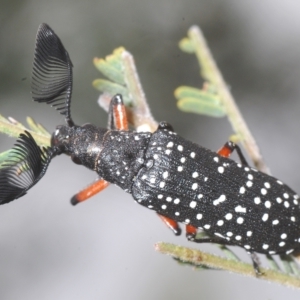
[71,155,82,165]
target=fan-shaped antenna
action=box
[0,131,57,204]
[32,23,74,126]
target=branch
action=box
[178,25,270,174]
[156,243,300,288]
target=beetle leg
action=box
[108,94,129,130]
[157,214,182,236]
[185,224,198,239]
[249,252,262,276]
[188,232,262,275]
[217,141,249,166]
[71,179,110,205]
[157,121,174,132]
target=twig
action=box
[186,26,270,174]
[156,242,300,288]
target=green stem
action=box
[156,242,300,288]
[187,26,269,174]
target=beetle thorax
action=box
[51,124,108,170]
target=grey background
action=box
[1,0,300,299]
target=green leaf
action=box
[175,86,226,117]
[26,117,51,137]
[92,79,131,104]
[93,47,126,85]
[179,37,196,53]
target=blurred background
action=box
[1,0,300,299]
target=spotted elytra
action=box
[1,23,300,274]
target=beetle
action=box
[1,23,300,274]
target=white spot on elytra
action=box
[167,142,174,148]
[174,198,180,204]
[235,205,247,213]
[157,194,163,199]
[166,197,172,202]
[159,181,165,188]
[177,166,183,172]
[261,188,267,195]
[196,213,202,220]
[180,157,186,163]
[272,219,279,225]
[163,171,169,179]
[276,197,282,204]
[264,182,271,189]
[246,181,253,187]
[227,232,233,237]
[235,235,242,240]
[161,205,167,210]
[262,213,269,222]
[218,166,224,174]
[185,219,190,224]
[150,178,156,184]
[244,167,250,172]
[277,180,283,185]
[217,220,224,226]
[175,212,180,216]
[237,163,242,168]
[237,217,244,224]
[244,245,251,250]
[263,244,269,250]
[213,194,226,206]
[265,201,271,209]
[294,199,299,205]
[291,216,296,222]
[192,183,198,190]
[177,145,183,151]
[239,186,246,194]
[192,172,199,178]
[165,149,171,155]
[189,201,197,208]
[254,197,261,204]
[248,174,253,180]
[153,154,158,160]
[284,193,289,199]
[204,224,211,229]
[214,157,219,162]
[190,152,195,158]
[284,201,290,208]
[247,231,252,237]
[197,194,203,199]
[225,213,233,220]
[279,241,285,247]
[281,233,287,239]
[204,177,208,182]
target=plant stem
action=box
[187,26,270,174]
[156,242,300,288]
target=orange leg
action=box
[71,179,110,205]
[217,141,249,165]
[157,214,182,236]
[108,94,128,130]
[185,224,198,239]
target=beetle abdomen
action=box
[132,128,300,255]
